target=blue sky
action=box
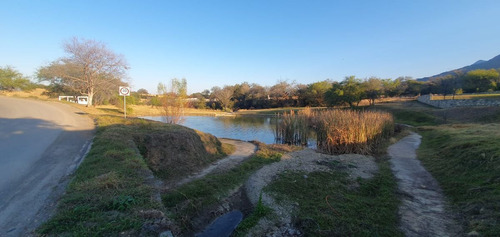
[1,0,500,94]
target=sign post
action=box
[119,86,131,118]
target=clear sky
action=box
[1,0,500,94]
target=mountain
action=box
[417,54,500,81]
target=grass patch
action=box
[37,113,228,236]
[264,159,402,236]
[234,193,272,236]
[161,143,288,232]
[37,117,157,235]
[417,124,500,236]
[373,102,438,126]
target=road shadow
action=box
[0,117,94,237]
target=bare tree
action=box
[158,78,188,124]
[38,37,129,106]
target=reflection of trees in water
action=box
[216,116,274,129]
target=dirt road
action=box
[388,132,461,236]
[0,97,94,236]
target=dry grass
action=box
[0,88,50,99]
[315,110,394,155]
[274,108,394,154]
[431,93,500,100]
[129,105,231,117]
[274,110,309,145]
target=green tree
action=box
[301,80,333,106]
[463,69,499,93]
[325,76,364,107]
[383,77,408,97]
[363,77,383,106]
[0,66,34,91]
[340,76,364,107]
[325,82,344,106]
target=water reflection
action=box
[143,116,316,146]
[143,116,277,144]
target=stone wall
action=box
[417,94,500,108]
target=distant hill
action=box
[417,54,500,81]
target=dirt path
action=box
[388,132,461,236]
[245,148,378,236]
[174,138,257,187]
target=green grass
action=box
[372,102,438,126]
[264,159,402,236]
[233,193,272,236]
[417,124,500,236]
[161,143,292,232]
[37,116,158,236]
[37,114,229,236]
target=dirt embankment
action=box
[175,138,257,187]
[133,125,228,182]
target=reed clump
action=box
[315,110,394,155]
[274,108,394,154]
[274,110,310,146]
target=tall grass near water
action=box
[316,110,394,154]
[275,108,394,154]
[274,109,312,146]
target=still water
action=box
[143,116,278,144]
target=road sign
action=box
[119,86,130,96]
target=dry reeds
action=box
[274,110,310,146]
[274,108,394,154]
[315,110,394,155]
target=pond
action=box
[143,116,278,144]
[143,116,316,146]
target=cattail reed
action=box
[315,110,394,155]
[274,109,393,154]
[274,110,310,146]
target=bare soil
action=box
[133,128,228,183]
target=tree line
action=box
[171,68,500,111]
[1,37,499,110]
[424,69,500,99]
